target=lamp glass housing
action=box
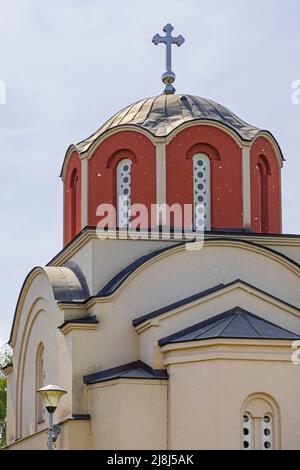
[37,384,67,412]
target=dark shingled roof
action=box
[83,361,168,385]
[75,94,261,154]
[158,307,300,346]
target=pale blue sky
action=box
[0,0,299,343]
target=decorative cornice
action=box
[57,302,87,312]
[48,228,300,268]
[58,316,99,335]
[160,337,295,366]
[59,323,99,335]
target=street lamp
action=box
[37,384,67,450]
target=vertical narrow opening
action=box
[242,412,252,450]
[257,156,270,233]
[36,344,45,425]
[193,153,211,230]
[117,159,132,228]
[70,168,79,238]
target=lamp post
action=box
[37,384,67,450]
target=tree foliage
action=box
[0,343,12,448]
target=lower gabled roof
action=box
[83,360,168,385]
[158,307,300,346]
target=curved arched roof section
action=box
[96,238,300,298]
[98,242,185,296]
[60,94,284,176]
[9,265,89,346]
[76,94,259,152]
[251,130,285,167]
[44,265,89,301]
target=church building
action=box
[4,25,300,450]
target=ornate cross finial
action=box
[152,24,185,95]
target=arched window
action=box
[36,343,46,425]
[70,168,79,238]
[117,159,132,228]
[256,156,270,233]
[242,394,279,450]
[193,153,211,230]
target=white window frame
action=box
[261,414,273,450]
[193,153,211,231]
[242,412,252,450]
[117,159,132,228]
[242,413,273,450]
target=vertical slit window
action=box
[256,156,270,233]
[242,413,252,450]
[36,345,46,424]
[261,414,273,450]
[117,159,132,228]
[70,168,79,238]
[193,153,211,230]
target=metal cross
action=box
[152,24,185,95]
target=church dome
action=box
[76,94,259,154]
[62,92,283,246]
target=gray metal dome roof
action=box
[76,94,260,154]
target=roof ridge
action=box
[192,316,231,340]
[158,308,239,345]
[240,311,262,336]
[217,313,237,337]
